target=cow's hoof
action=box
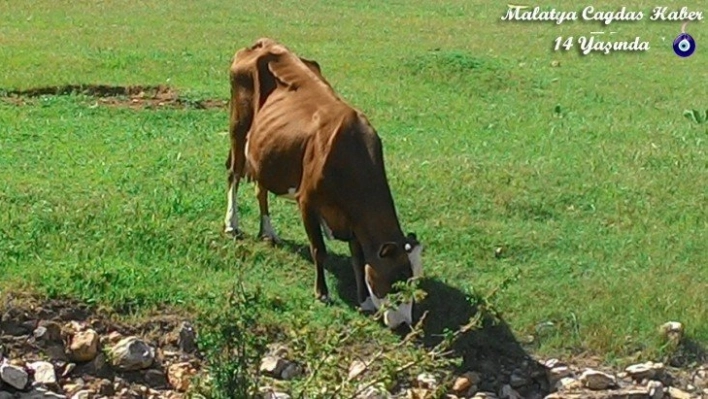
[316,294,331,304]
[260,234,282,246]
[224,227,245,239]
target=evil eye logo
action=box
[673,33,696,57]
[673,22,696,58]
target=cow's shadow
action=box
[279,239,548,395]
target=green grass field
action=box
[1,0,706,394]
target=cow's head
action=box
[364,233,424,329]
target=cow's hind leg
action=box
[300,201,330,303]
[224,149,243,238]
[257,183,281,245]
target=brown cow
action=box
[222,38,424,329]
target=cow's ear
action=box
[378,242,398,258]
[300,57,321,75]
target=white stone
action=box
[625,361,664,380]
[579,369,616,390]
[259,355,288,377]
[555,376,582,391]
[416,372,437,389]
[28,361,56,385]
[69,391,92,399]
[347,359,367,381]
[667,386,691,399]
[109,336,155,371]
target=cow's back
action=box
[246,86,353,198]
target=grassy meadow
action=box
[0,0,706,393]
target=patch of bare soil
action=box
[0,292,202,398]
[0,84,227,110]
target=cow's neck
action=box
[352,192,405,256]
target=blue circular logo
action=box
[673,33,696,57]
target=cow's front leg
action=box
[224,153,243,238]
[256,183,281,245]
[300,202,330,303]
[349,238,376,313]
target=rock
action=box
[494,247,504,258]
[625,362,664,381]
[265,343,290,358]
[452,371,481,393]
[61,363,76,377]
[555,377,582,391]
[67,329,99,362]
[0,310,34,336]
[259,355,288,378]
[33,322,63,344]
[109,337,155,371]
[544,387,653,399]
[280,362,302,380]
[42,344,69,362]
[659,322,684,341]
[646,380,663,399]
[416,373,437,389]
[61,383,82,396]
[548,366,572,386]
[144,368,169,389]
[356,382,391,399]
[348,359,368,381]
[408,388,433,399]
[500,385,522,399]
[1,361,29,390]
[579,369,616,390]
[0,392,14,399]
[692,367,708,389]
[178,322,197,353]
[667,387,691,399]
[89,378,114,397]
[19,388,66,399]
[28,361,56,385]
[509,370,530,388]
[544,359,566,369]
[102,331,123,346]
[471,392,498,399]
[168,362,196,392]
[79,352,112,379]
[69,391,91,399]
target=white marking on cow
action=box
[320,218,334,240]
[364,278,413,329]
[243,141,253,177]
[224,183,239,233]
[260,215,280,241]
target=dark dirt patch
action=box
[0,84,227,110]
